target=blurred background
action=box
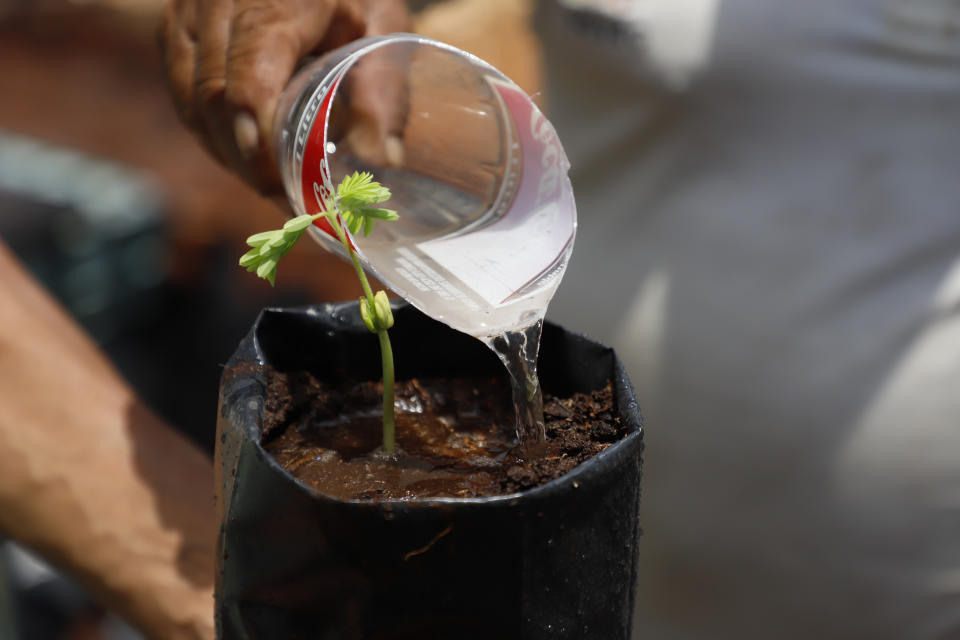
[0,0,540,637]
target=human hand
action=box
[160,0,410,194]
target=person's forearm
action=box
[0,242,215,640]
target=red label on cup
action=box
[487,77,566,225]
[299,73,344,241]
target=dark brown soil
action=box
[262,368,626,500]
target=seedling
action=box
[239,171,399,454]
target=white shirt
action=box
[537,0,960,637]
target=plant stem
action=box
[347,245,376,302]
[325,212,376,300]
[325,209,396,455]
[378,328,396,454]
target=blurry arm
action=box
[0,241,215,640]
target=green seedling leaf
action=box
[283,215,319,233]
[256,257,277,286]
[363,208,399,221]
[238,247,260,268]
[238,214,321,286]
[338,171,392,205]
[345,211,364,236]
[245,230,278,247]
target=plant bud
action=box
[360,291,394,332]
[373,291,394,330]
[360,297,377,332]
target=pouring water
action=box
[274,35,577,453]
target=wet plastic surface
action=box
[216,302,643,639]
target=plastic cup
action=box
[274,34,577,337]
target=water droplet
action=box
[313,450,337,463]
[396,395,424,414]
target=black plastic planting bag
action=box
[216,303,643,640]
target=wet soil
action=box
[262,369,626,500]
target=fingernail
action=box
[384,135,404,168]
[234,112,260,159]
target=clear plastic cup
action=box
[274,34,576,337]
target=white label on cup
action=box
[416,202,563,307]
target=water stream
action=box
[482,319,546,458]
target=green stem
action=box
[325,209,396,454]
[325,212,376,300]
[378,329,395,454]
[348,248,376,302]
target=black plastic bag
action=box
[216,303,643,639]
